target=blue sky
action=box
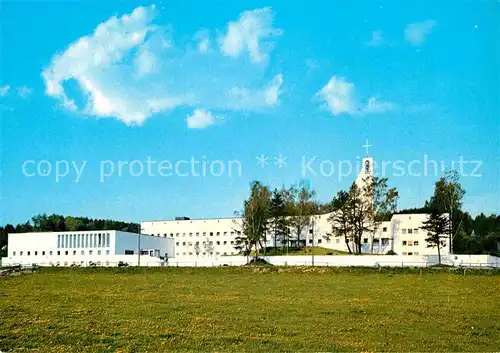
[1,0,499,225]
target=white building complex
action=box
[141,158,450,259]
[2,157,459,267]
[2,230,174,267]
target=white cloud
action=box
[42,6,283,126]
[219,7,282,63]
[366,30,384,47]
[404,20,437,46]
[17,86,33,98]
[135,47,158,75]
[364,97,395,114]
[316,77,357,115]
[316,76,394,116]
[186,108,219,129]
[227,74,283,110]
[194,30,210,53]
[0,85,10,97]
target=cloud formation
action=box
[42,5,283,126]
[219,7,282,63]
[316,76,395,116]
[0,85,10,97]
[404,20,437,46]
[186,109,219,129]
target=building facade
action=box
[2,230,175,267]
[141,212,449,258]
[141,158,450,259]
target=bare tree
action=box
[287,182,316,249]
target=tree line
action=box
[234,171,499,262]
[234,176,400,259]
[1,171,498,261]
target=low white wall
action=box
[0,254,164,267]
[3,254,498,268]
[450,254,500,268]
[165,254,500,268]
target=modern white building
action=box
[141,157,450,259]
[2,230,175,267]
[2,156,450,267]
[141,212,449,258]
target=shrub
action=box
[386,250,397,255]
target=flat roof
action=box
[141,216,242,222]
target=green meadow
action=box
[1,267,499,352]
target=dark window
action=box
[383,227,388,232]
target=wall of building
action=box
[2,230,174,266]
[392,214,450,256]
[114,231,174,258]
[141,217,241,257]
[142,212,447,259]
[5,230,116,266]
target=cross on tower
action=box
[362,139,372,156]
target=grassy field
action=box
[1,267,499,352]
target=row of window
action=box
[57,233,110,249]
[402,240,419,246]
[363,238,390,246]
[402,228,419,234]
[13,250,111,256]
[402,252,419,255]
[176,240,235,246]
[176,251,235,256]
[154,231,242,238]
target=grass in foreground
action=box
[0,267,499,352]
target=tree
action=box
[346,182,373,254]
[421,210,450,264]
[428,170,465,254]
[287,181,316,249]
[269,188,289,251]
[365,177,399,253]
[238,181,271,260]
[327,190,354,253]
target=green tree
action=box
[327,190,354,253]
[365,177,399,253]
[238,181,271,260]
[269,188,289,251]
[421,210,450,264]
[346,182,373,254]
[428,170,465,254]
